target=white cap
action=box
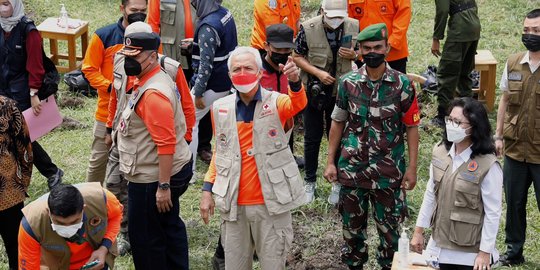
[125,21,153,36]
[322,0,348,18]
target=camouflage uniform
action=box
[332,63,416,268]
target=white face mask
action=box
[51,218,83,238]
[446,124,471,143]
[324,16,344,30]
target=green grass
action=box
[1,0,539,269]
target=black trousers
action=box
[198,112,213,152]
[128,160,193,270]
[439,263,473,270]
[32,141,59,178]
[503,155,540,259]
[0,202,24,269]
[303,97,334,183]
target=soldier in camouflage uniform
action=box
[323,23,420,270]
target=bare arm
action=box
[495,92,509,157]
[323,120,346,183]
[402,126,419,190]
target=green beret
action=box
[357,23,388,42]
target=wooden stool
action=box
[474,50,498,112]
[37,18,89,73]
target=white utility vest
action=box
[211,88,305,221]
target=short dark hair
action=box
[122,0,148,6]
[442,97,496,159]
[48,184,84,218]
[526,9,540,19]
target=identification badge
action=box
[508,72,522,81]
[459,171,477,182]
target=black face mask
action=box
[362,52,386,68]
[270,51,290,66]
[127,12,147,24]
[522,34,540,52]
[124,56,142,76]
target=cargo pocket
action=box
[267,167,293,204]
[117,143,136,175]
[283,163,303,199]
[454,179,480,209]
[159,1,177,44]
[503,114,518,140]
[308,52,328,69]
[268,212,293,259]
[213,156,232,212]
[449,211,482,246]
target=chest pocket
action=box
[507,81,522,106]
[160,0,177,44]
[308,51,328,69]
[374,0,396,17]
[454,176,480,209]
[431,159,447,196]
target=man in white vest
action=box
[199,46,307,270]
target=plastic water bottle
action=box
[327,182,341,205]
[398,227,410,268]
[59,4,69,30]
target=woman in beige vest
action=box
[411,97,503,270]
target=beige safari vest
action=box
[211,88,305,221]
[430,144,498,253]
[301,16,359,95]
[503,51,540,164]
[111,54,182,132]
[116,69,191,183]
[159,0,197,68]
[21,183,116,270]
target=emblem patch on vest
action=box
[508,72,522,81]
[90,216,102,227]
[355,7,363,15]
[268,0,277,9]
[380,4,387,13]
[467,160,478,172]
[218,108,228,116]
[268,128,278,138]
[218,133,228,148]
[260,103,274,117]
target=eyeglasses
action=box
[445,116,470,128]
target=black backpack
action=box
[63,69,97,97]
[22,17,60,100]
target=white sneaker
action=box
[304,182,316,204]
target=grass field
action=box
[1,0,539,269]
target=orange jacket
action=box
[18,190,122,270]
[82,18,125,123]
[348,0,411,61]
[250,0,301,50]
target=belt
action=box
[449,1,477,16]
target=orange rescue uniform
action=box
[18,190,122,270]
[348,0,411,62]
[250,0,301,50]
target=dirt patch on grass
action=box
[287,208,349,270]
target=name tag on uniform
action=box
[459,171,477,182]
[508,72,522,81]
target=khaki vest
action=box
[111,54,182,132]
[117,69,191,183]
[430,144,498,253]
[301,16,359,95]
[159,0,197,68]
[503,51,540,164]
[211,89,305,221]
[21,183,116,270]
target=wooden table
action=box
[37,17,89,73]
[474,50,498,112]
[391,252,436,270]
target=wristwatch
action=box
[158,182,170,190]
[30,90,38,97]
